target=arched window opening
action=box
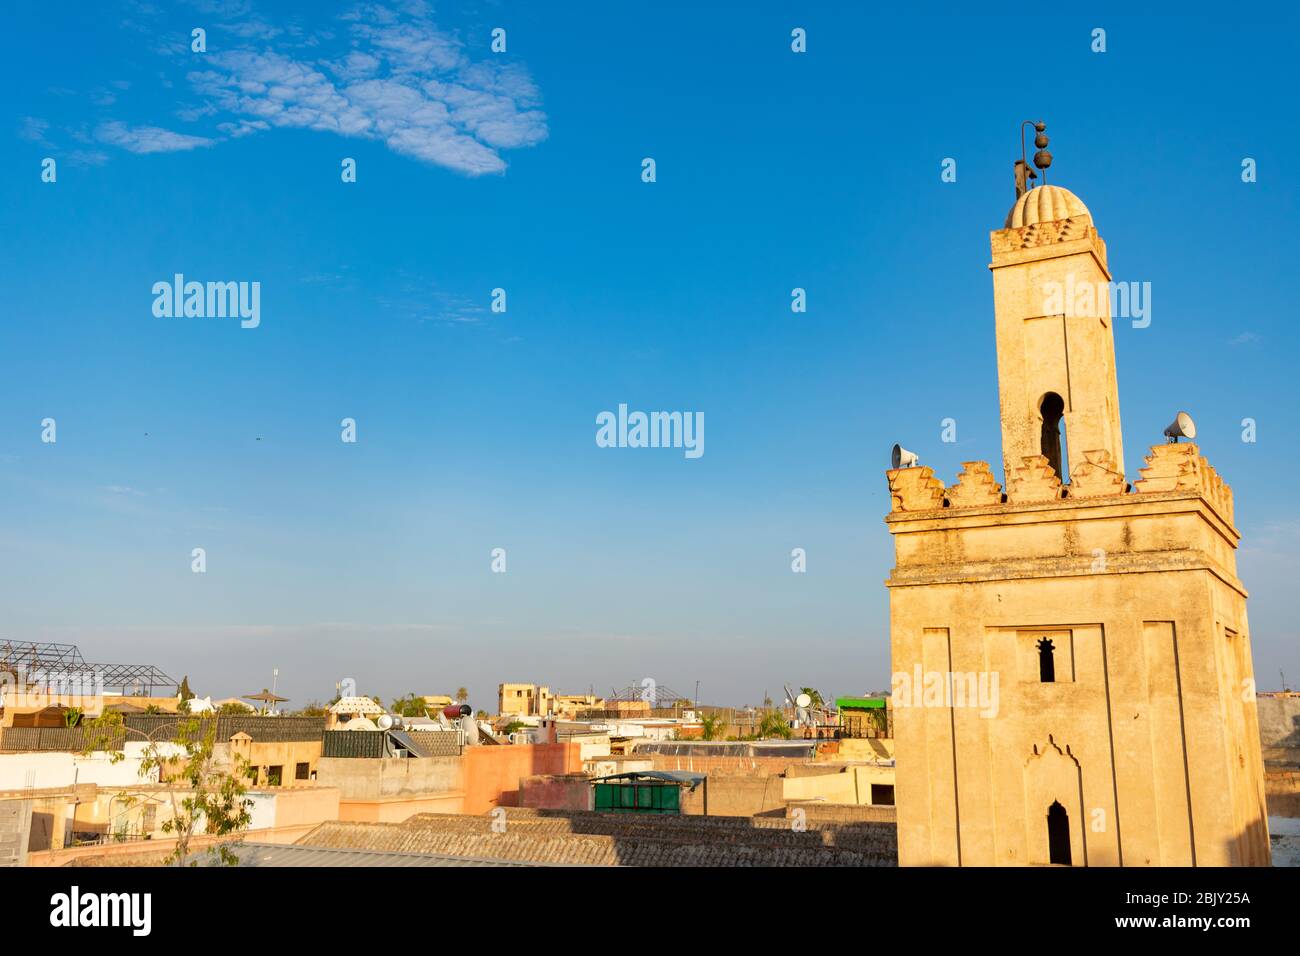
[1047,801,1072,865]
[1038,638,1056,683]
[1040,392,1066,480]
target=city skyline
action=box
[3,3,1298,711]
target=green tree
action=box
[81,713,253,865]
[455,687,469,703]
[389,693,428,717]
[178,676,194,703]
[140,717,254,866]
[293,700,327,717]
[758,709,792,740]
[799,687,825,709]
[699,712,727,741]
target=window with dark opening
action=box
[1038,638,1056,683]
[295,762,310,780]
[1040,392,1066,480]
[870,783,896,806]
[1047,801,1072,865]
[267,765,282,787]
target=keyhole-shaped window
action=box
[1038,638,1056,683]
[1040,392,1066,480]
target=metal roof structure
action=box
[604,682,693,705]
[591,770,707,790]
[0,640,176,696]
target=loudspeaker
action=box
[891,443,919,469]
[1163,411,1196,442]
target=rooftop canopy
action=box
[836,696,887,710]
[591,770,706,790]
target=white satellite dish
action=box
[891,443,919,469]
[376,714,394,730]
[796,693,812,708]
[1164,411,1196,442]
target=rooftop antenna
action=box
[1015,120,1052,198]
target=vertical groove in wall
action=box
[1099,626,1124,866]
[1170,624,1197,866]
[945,633,962,867]
[1062,314,1074,413]
[1075,763,1089,867]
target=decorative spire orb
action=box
[1004,184,1091,229]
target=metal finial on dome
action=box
[1015,120,1048,198]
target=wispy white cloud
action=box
[104,485,148,497]
[67,149,111,167]
[181,3,546,175]
[1230,331,1262,346]
[59,2,546,175]
[216,118,269,138]
[18,116,50,144]
[95,120,214,154]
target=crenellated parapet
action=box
[1005,455,1063,504]
[1067,449,1127,498]
[886,465,946,512]
[947,461,1003,508]
[1134,443,1234,525]
[885,444,1235,524]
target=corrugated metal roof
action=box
[227,842,536,867]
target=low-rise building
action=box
[498,683,553,717]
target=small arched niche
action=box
[1047,800,1072,865]
[1039,392,1067,481]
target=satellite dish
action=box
[1164,411,1196,442]
[796,693,812,709]
[891,444,919,469]
[376,714,394,730]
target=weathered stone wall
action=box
[1258,695,1300,766]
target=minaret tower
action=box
[882,125,1269,867]
[992,121,1124,486]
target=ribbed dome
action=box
[1004,185,1091,228]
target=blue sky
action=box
[2,2,1297,710]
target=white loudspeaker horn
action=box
[1163,411,1196,442]
[891,443,920,469]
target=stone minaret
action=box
[883,181,1270,867]
[991,185,1125,485]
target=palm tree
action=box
[758,709,792,739]
[799,687,825,708]
[455,687,469,703]
[699,712,727,741]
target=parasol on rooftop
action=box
[243,688,289,714]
